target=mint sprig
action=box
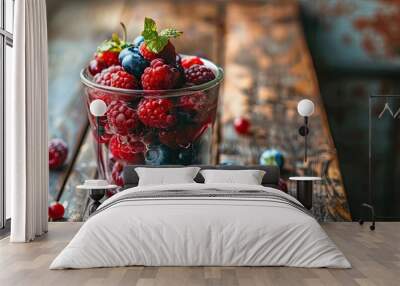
[141,17,182,53]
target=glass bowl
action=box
[81,57,223,186]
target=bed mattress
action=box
[50,183,350,269]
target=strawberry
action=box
[139,17,182,64]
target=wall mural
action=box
[301,0,400,219]
[47,0,396,222]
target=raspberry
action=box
[94,65,138,89]
[95,51,120,67]
[137,98,177,128]
[112,161,125,187]
[49,139,68,169]
[178,92,209,113]
[178,92,212,123]
[185,64,215,85]
[159,128,193,149]
[141,58,179,90]
[159,124,207,149]
[139,41,176,64]
[109,135,146,164]
[181,56,204,69]
[107,100,140,135]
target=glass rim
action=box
[80,56,224,97]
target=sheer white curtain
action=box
[7,0,48,242]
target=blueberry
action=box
[133,36,144,48]
[120,47,149,79]
[176,111,195,125]
[145,144,176,165]
[118,47,132,63]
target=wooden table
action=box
[47,0,351,222]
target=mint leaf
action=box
[140,17,183,53]
[160,28,182,38]
[142,17,158,41]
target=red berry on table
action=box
[107,100,140,135]
[181,56,204,69]
[48,202,65,220]
[137,98,177,129]
[109,134,146,164]
[112,161,125,187]
[94,65,138,89]
[185,64,215,85]
[141,58,179,90]
[95,50,120,67]
[49,139,68,170]
[88,59,107,76]
[234,117,251,135]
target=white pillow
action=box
[200,169,266,185]
[135,167,201,186]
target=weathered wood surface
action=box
[58,133,97,221]
[47,0,127,203]
[220,2,351,221]
[2,222,400,286]
[47,0,351,221]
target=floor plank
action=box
[1,222,399,286]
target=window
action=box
[1,0,14,231]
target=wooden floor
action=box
[0,223,399,286]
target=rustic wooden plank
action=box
[220,1,351,221]
[47,0,128,203]
[57,0,222,220]
[58,131,97,221]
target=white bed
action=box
[50,183,351,269]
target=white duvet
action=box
[50,183,350,269]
